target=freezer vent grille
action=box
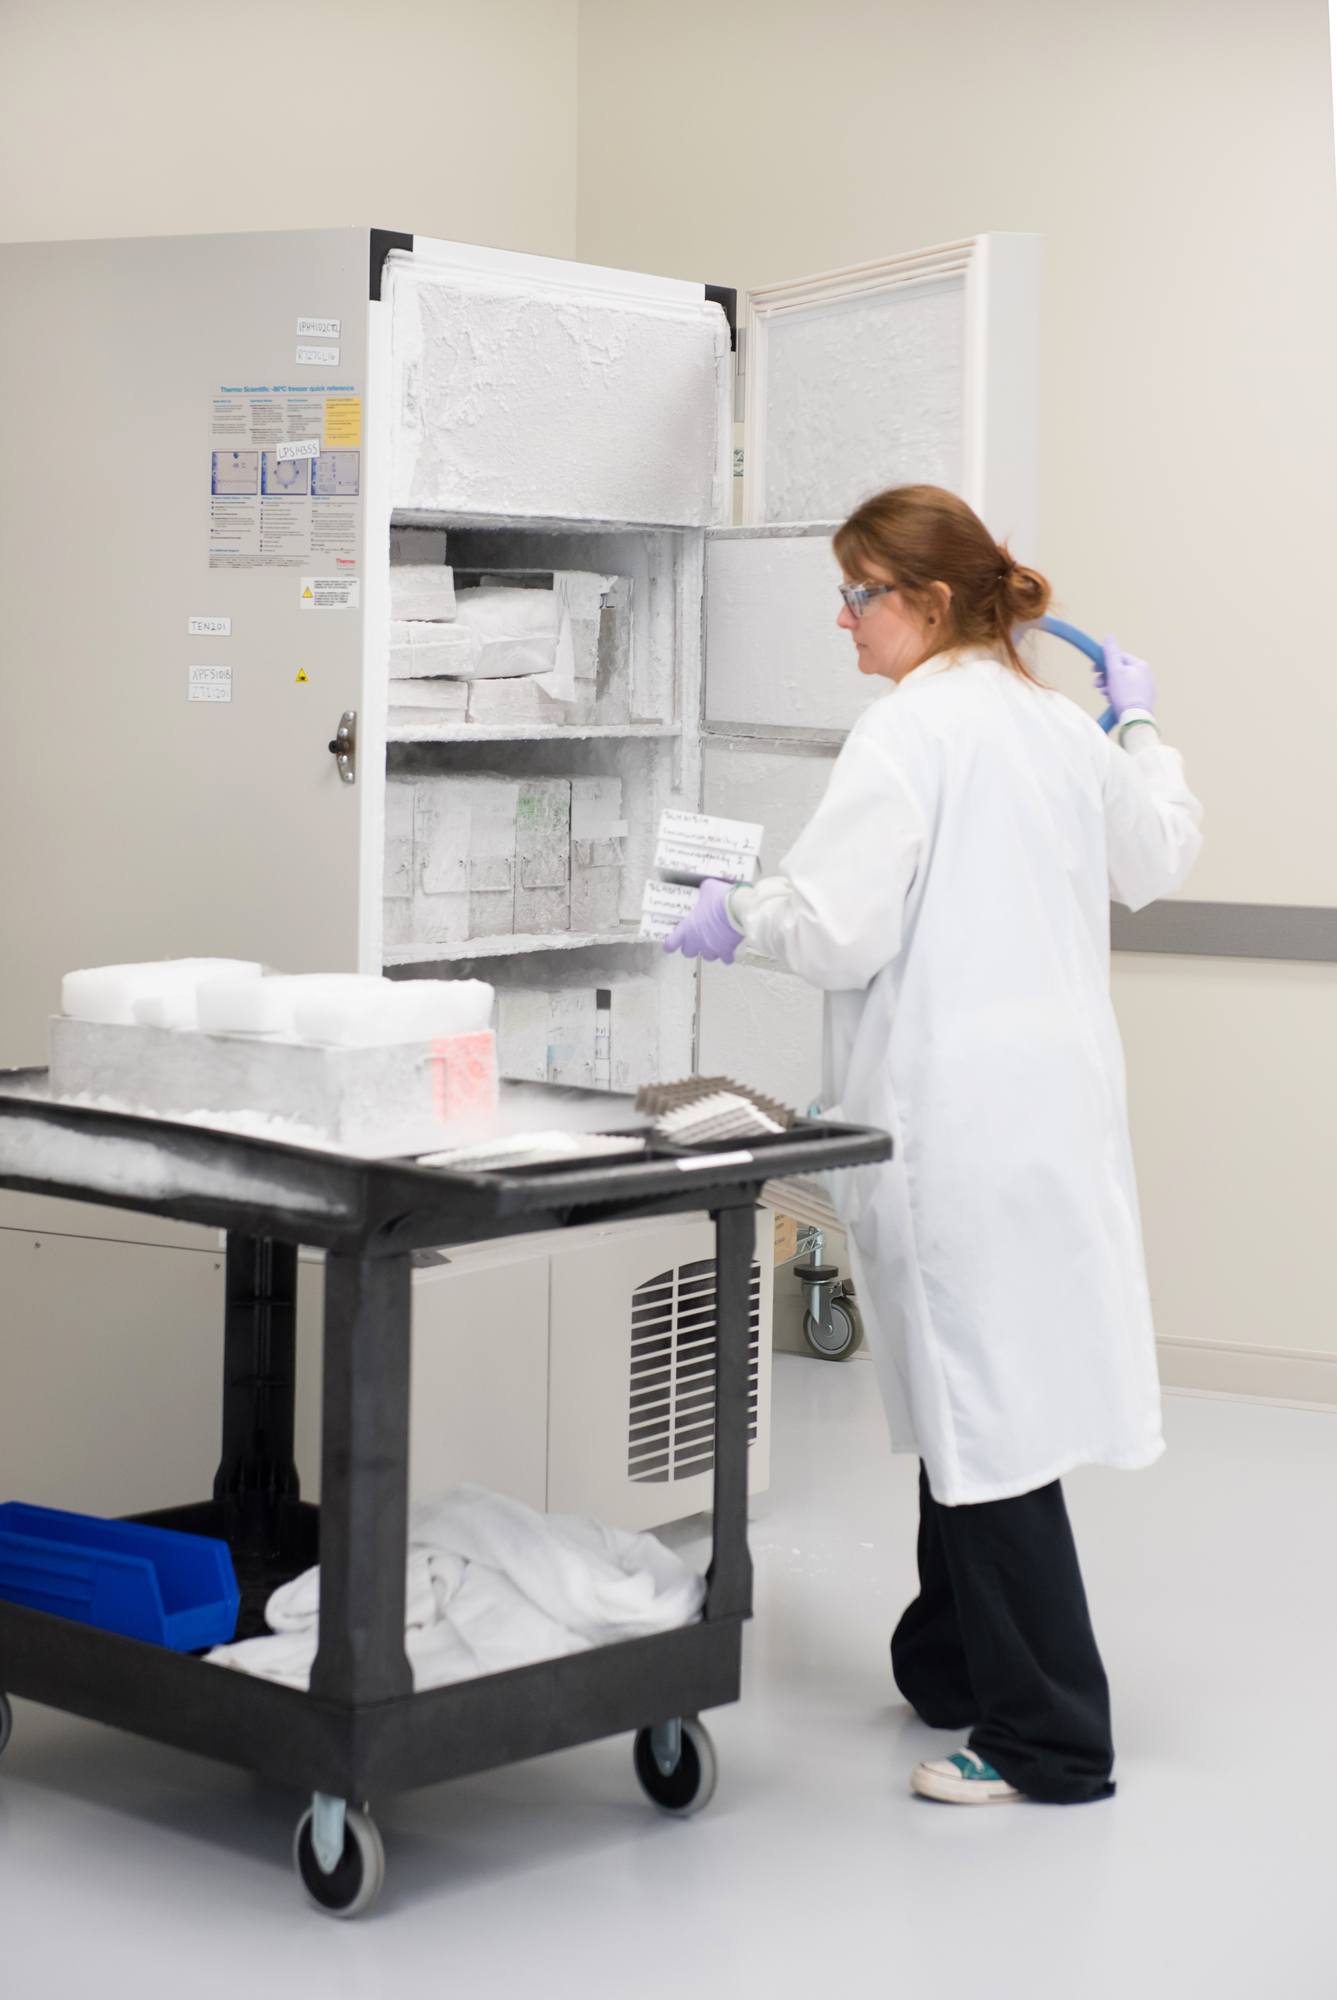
[627,1256,760,1485]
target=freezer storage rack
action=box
[0,1074,887,1917]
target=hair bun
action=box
[996,555,1050,625]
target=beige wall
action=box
[2,2,1333,1396]
[0,0,579,255]
[578,0,1337,1389]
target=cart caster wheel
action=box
[0,1693,11,1759]
[803,1293,863,1362]
[294,1803,385,1918]
[633,1717,718,1817]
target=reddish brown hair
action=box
[832,484,1051,681]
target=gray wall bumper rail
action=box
[1112,901,1337,964]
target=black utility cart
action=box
[0,1074,888,1917]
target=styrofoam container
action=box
[49,1016,499,1155]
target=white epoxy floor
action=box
[1,1357,1333,1998]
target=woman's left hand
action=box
[662,879,744,963]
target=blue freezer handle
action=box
[1033,615,1118,733]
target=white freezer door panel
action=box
[703,530,887,733]
[697,960,825,1119]
[389,258,730,527]
[702,739,837,875]
[758,276,964,522]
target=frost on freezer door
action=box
[389,266,730,526]
[759,279,964,523]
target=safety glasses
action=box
[838,582,899,618]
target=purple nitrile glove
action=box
[1099,636,1157,722]
[662,878,744,964]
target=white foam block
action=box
[451,588,564,680]
[64,959,262,1028]
[389,621,480,680]
[197,976,296,1036]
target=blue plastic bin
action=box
[0,1503,240,1650]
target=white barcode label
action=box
[188,664,232,703]
[674,1151,754,1171]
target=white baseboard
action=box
[1155,1337,1337,1410]
[774,1282,1337,1412]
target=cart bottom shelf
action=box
[0,1496,744,1802]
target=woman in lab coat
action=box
[664,484,1202,1807]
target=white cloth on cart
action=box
[206,1485,704,1691]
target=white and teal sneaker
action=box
[911,1749,1022,1805]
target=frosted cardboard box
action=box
[412,776,520,944]
[570,776,626,933]
[411,780,470,947]
[387,680,471,722]
[389,563,458,622]
[545,986,597,1088]
[609,977,659,1093]
[639,880,697,941]
[514,778,571,934]
[654,808,763,887]
[383,780,415,902]
[466,777,522,938]
[496,986,550,1083]
[389,621,479,681]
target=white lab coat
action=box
[736,648,1203,1505]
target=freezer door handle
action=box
[327,710,358,785]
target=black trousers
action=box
[891,1464,1116,1804]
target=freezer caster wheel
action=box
[294,1802,385,1918]
[0,1693,11,1759]
[633,1717,718,1817]
[803,1293,863,1362]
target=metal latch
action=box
[328,710,357,785]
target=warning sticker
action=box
[301,577,360,611]
[323,397,362,447]
[210,384,360,572]
[295,668,310,684]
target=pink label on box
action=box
[430,1030,497,1122]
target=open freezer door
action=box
[697,233,1039,1115]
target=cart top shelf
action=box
[0,1071,889,1256]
